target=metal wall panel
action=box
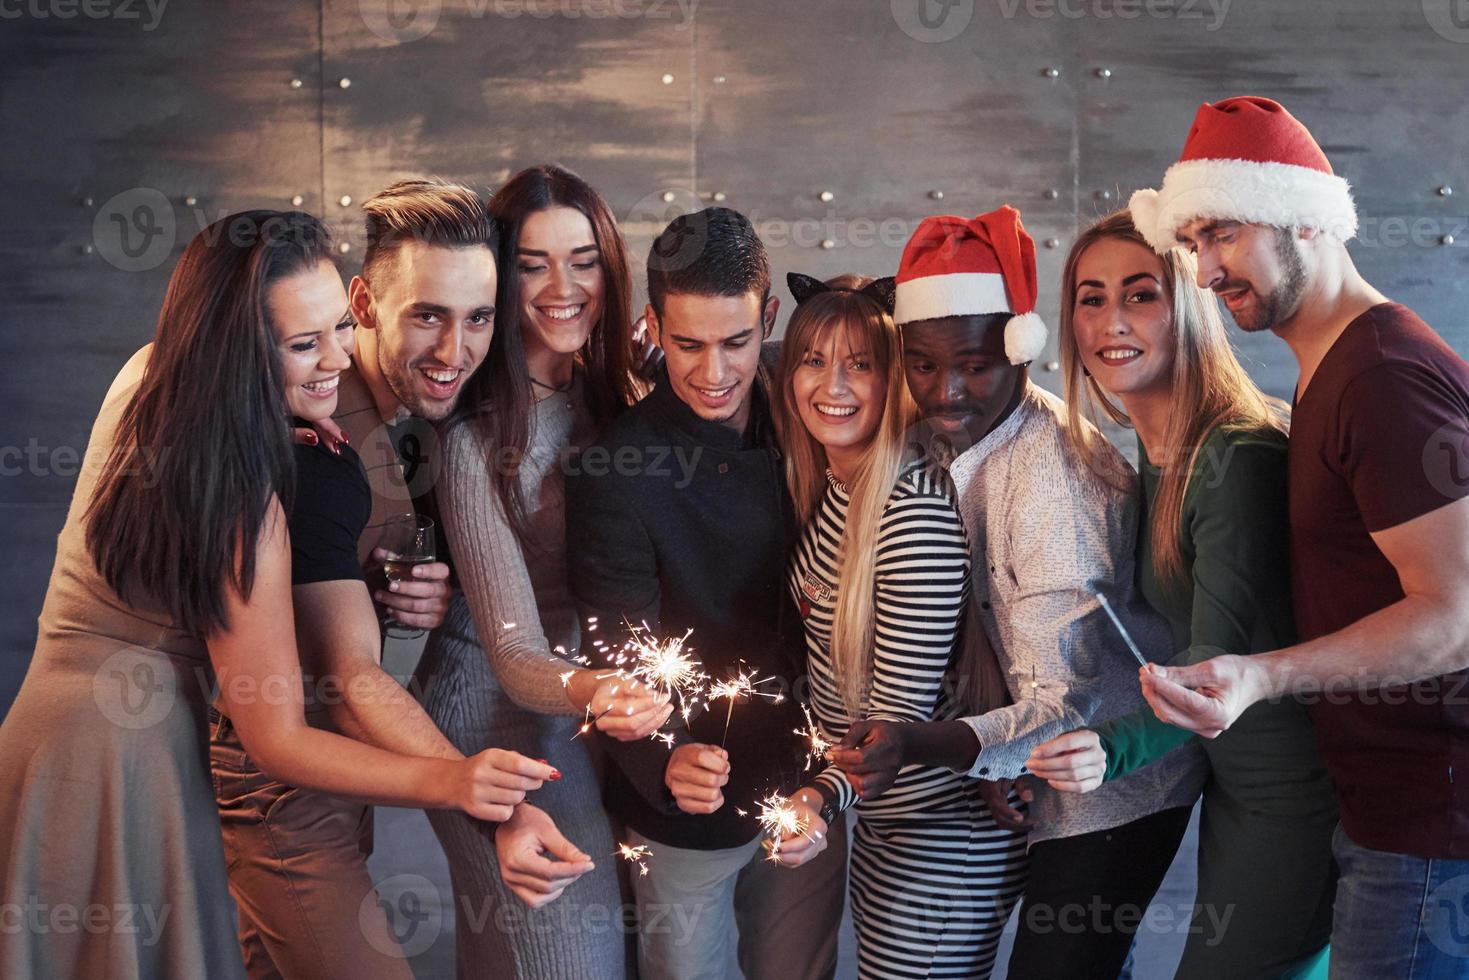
[3,0,1467,705]
[0,1,323,705]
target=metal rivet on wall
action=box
[81,196,94,207]
[1443,234,1457,246]
[81,244,94,255]
[712,191,727,202]
[1042,67,1060,78]
[820,239,835,250]
[338,242,352,254]
[1044,188,1059,200]
[291,195,304,207]
[338,77,352,89]
[819,190,834,203]
[183,195,197,207]
[1094,190,1113,201]
[1095,67,1113,79]
[661,73,675,85]
[1045,360,1060,372]
[929,190,945,201]
[1438,185,1454,197]
[339,195,353,207]
[661,191,676,203]
[713,74,727,84]
[290,78,303,89]
[1044,238,1061,249]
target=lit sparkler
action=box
[793,703,834,771]
[615,842,652,877]
[619,625,707,725]
[707,664,783,747]
[755,791,817,862]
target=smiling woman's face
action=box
[516,205,605,360]
[270,259,354,422]
[1070,237,1177,401]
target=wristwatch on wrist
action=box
[801,786,839,827]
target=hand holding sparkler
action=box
[760,789,830,869]
[495,803,595,908]
[664,744,730,815]
[580,673,673,742]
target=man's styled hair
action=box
[646,207,769,319]
[360,177,498,286]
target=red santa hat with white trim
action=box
[892,205,1047,366]
[1129,95,1358,254]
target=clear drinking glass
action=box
[379,513,435,639]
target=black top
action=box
[566,353,810,851]
[288,426,372,586]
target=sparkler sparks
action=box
[794,703,834,771]
[616,626,707,725]
[707,665,783,747]
[755,791,816,861]
[615,842,652,877]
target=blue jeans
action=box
[1330,823,1469,979]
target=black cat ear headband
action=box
[786,272,898,316]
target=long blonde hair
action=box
[1058,210,1288,588]
[775,276,916,716]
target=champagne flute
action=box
[380,514,435,639]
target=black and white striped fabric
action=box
[789,461,1030,980]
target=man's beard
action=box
[1231,228,1308,333]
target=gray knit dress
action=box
[414,376,627,980]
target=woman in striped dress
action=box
[769,273,1029,980]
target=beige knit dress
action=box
[0,351,247,979]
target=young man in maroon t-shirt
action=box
[1128,96,1469,974]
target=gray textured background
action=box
[3,2,1467,974]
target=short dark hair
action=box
[361,177,498,287]
[646,207,769,319]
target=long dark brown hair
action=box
[452,164,641,544]
[86,210,335,636]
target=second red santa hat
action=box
[1129,95,1358,253]
[892,205,1047,366]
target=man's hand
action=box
[772,788,831,868]
[1140,658,1265,738]
[976,776,1034,830]
[825,720,905,801]
[372,548,452,630]
[1026,729,1106,794]
[495,803,596,908]
[664,744,729,815]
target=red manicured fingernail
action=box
[548,769,562,781]
[340,431,350,445]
